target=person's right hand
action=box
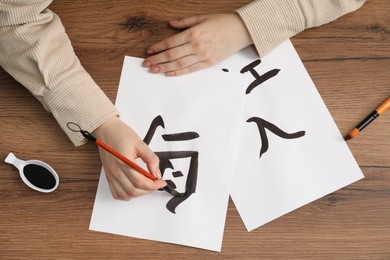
[92,116,166,200]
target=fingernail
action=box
[151,67,159,73]
[143,61,151,67]
[166,71,175,77]
[156,168,162,179]
[146,49,154,55]
[170,19,179,24]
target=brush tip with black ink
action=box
[163,184,185,197]
[345,128,359,140]
[345,97,390,141]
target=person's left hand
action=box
[143,13,253,76]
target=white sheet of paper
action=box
[89,57,245,251]
[222,40,364,231]
[90,40,364,250]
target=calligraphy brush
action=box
[67,123,183,197]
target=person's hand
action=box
[92,116,166,200]
[143,13,253,76]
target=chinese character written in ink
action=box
[240,59,280,94]
[143,115,199,214]
[240,59,305,157]
[247,117,305,158]
[223,59,306,158]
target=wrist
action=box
[230,13,253,49]
[92,116,121,140]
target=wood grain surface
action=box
[0,0,389,259]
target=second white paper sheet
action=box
[89,57,245,251]
[222,41,364,231]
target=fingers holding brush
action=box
[93,116,166,200]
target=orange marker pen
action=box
[345,97,390,140]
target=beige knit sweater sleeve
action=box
[237,0,366,57]
[0,0,365,147]
[0,0,119,146]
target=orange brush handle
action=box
[376,97,390,115]
[95,139,157,181]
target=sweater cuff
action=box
[236,0,305,58]
[44,72,119,146]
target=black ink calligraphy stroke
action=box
[143,115,165,145]
[240,59,280,94]
[162,132,199,141]
[247,117,306,158]
[143,115,200,214]
[156,151,199,214]
[245,69,280,95]
[144,115,199,143]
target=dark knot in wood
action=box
[367,23,385,35]
[120,16,153,33]
[327,195,338,205]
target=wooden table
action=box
[1,1,389,258]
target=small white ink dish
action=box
[4,152,59,193]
